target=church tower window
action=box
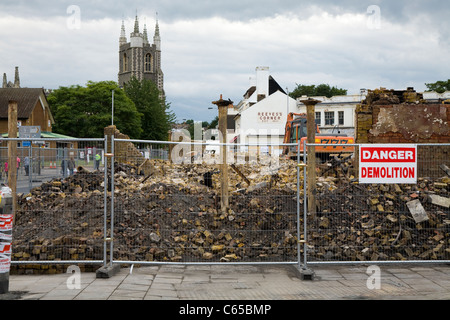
[123,53,128,72]
[145,53,152,72]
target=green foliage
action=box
[289,83,347,99]
[207,116,219,130]
[124,77,176,141]
[425,80,450,94]
[48,81,142,138]
[181,117,219,139]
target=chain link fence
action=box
[6,136,449,274]
[111,138,300,264]
[304,143,450,264]
[7,138,107,273]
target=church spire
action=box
[119,20,127,47]
[133,14,140,34]
[153,15,161,51]
[143,22,149,45]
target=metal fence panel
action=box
[111,139,300,264]
[9,136,448,272]
[7,138,107,272]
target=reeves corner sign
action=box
[359,144,417,184]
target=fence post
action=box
[109,134,115,268]
[96,134,120,278]
[296,140,301,270]
[103,135,108,268]
[299,144,314,280]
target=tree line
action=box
[48,79,448,140]
[47,78,176,140]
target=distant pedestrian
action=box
[94,153,101,170]
[68,157,75,175]
[4,161,8,181]
[24,156,30,176]
[61,159,66,177]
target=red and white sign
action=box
[0,243,11,255]
[0,254,11,273]
[0,215,13,232]
[359,144,417,184]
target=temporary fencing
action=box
[7,138,107,273]
[110,138,300,265]
[303,143,450,265]
[4,136,449,274]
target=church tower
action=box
[118,15,164,96]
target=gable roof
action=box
[0,88,47,119]
[268,76,286,95]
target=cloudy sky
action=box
[1,0,449,122]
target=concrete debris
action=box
[429,195,450,208]
[406,199,429,223]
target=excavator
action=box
[283,112,354,159]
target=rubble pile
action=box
[10,157,450,264]
[12,160,299,264]
[312,176,450,261]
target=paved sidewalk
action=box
[2,264,450,301]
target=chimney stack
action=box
[14,67,20,88]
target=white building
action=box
[233,67,297,153]
[296,93,365,137]
[422,91,450,102]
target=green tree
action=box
[425,80,450,93]
[124,77,176,141]
[289,83,347,99]
[183,119,211,139]
[207,116,219,129]
[48,81,142,138]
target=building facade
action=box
[118,15,164,96]
[296,94,364,137]
[233,67,298,153]
[0,88,54,135]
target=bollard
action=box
[0,188,13,294]
[0,254,10,294]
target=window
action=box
[338,111,344,126]
[123,53,128,72]
[145,53,152,72]
[315,112,321,126]
[325,112,334,125]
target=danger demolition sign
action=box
[359,144,417,184]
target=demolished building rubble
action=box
[9,152,449,272]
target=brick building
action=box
[0,88,54,136]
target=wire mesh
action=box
[111,139,299,263]
[305,143,450,263]
[8,139,106,271]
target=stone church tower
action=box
[118,15,164,96]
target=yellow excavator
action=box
[282,112,354,159]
